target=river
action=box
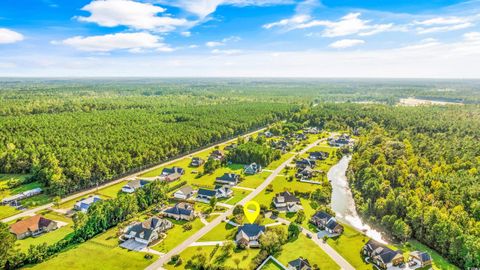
[328,155,386,243]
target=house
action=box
[303,127,320,134]
[273,191,303,212]
[121,179,149,193]
[244,163,262,175]
[190,157,205,167]
[1,187,43,206]
[409,251,432,268]
[74,195,102,212]
[325,219,344,234]
[9,215,58,239]
[271,140,289,152]
[295,167,316,179]
[122,217,172,246]
[310,211,343,234]
[163,202,195,221]
[173,185,194,200]
[215,173,240,185]
[296,158,316,169]
[235,223,265,248]
[295,133,307,141]
[328,134,352,147]
[224,143,237,150]
[287,257,312,270]
[363,240,404,270]
[215,185,233,198]
[196,185,232,201]
[264,131,274,138]
[160,166,185,181]
[308,151,329,161]
[209,150,225,161]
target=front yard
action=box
[151,218,205,253]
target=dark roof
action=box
[378,249,401,264]
[238,224,265,237]
[164,203,193,216]
[288,258,311,269]
[275,191,300,203]
[364,239,383,253]
[198,188,216,197]
[126,217,165,241]
[162,167,184,175]
[216,173,239,182]
[126,179,149,189]
[326,219,340,230]
[411,251,431,262]
[312,211,332,220]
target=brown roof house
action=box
[10,215,58,239]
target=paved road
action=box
[145,138,324,270]
[270,215,355,270]
[1,128,266,223]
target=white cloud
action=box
[58,32,172,52]
[205,36,241,47]
[0,28,24,44]
[77,0,190,32]
[159,0,293,19]
[206,41,224,47]
[329,39,365,49]
[211,49,243,54]
[416,22,473,34]
[264,12,394,37]
[413,16,475,34]
[464,32,480,41]
[180,31,191,37]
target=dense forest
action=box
[298,104,480,269]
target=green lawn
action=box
[276,233,340,270]
[326,223,374,270]
[57,193,109,210]
[266,152,294,170]
[23,227,157,270]
[238,171,271,189]
[198,222,237,242]
[152,218,205,253]
[164,245,260,270]
[395,240,459,270]
[260,259,285,270]
[96,181,128,198]
[16,211,74,252]
[225,189,251,205]
[0,205,20,219]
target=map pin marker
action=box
[243,201,260,223]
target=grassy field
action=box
[224,189,251,205]
[395,240,460,270]
[276,233,340,270]
[152,218,205,253]
[0,205,20,219]
[326,223,374,270]
[57,193,109,210]
[237,171,271,189]
[260,259,285,270]
[16,211,74,252]
[265,152,294,170]
[164,245,261,270]
[22,227,156,270]
[198,222,237,242]
[96,180,129,198]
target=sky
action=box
[0,0,480,77]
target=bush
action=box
[144,254,153,260]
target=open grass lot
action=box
[237,171,271,189]
[326,223,374,270]
[16,211,74,252]
[152,218,205,253]
[395,240,460,270]
[96,180,128,198]
[0,205,20,219]
[22,227,157,270]
[164,245,261,270]
[260,259,284,270]
[266,152,294,170]
[199,222,236,241]
[276,233,340,270]
[224,189,251,205]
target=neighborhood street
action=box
[1,128,265,223]
[145,138,328,270]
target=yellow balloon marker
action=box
[243,200,260,223]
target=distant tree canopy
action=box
[227,142,281,166]
[297,103,480,269]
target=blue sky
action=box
[0,0,479,77]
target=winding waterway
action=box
[328,155,386,243]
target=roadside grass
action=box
[96,180,128,198]
[16,211,74,252]
[198,222,236,241]
[22,227,157,270]
[260,259,285,270]
[152,218,205,253]
[326,223,373,270]
[164,245,260,270]
[0,205,20,219]
[57,193,109,210]
[237,171,271,189]
[225,189,250,205]
[266,152,294,170]
[276,233,340,270]
[395,240,459,270]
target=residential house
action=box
[273,191,303,212]
[235,223,266,248]
[303,127,320,134]
[74,195,102,212]
[160,166,185,182]
[264,131,274,138]
[196,185,232,201]
[295,158,316,169]
[363,239,404,270]
[409,251,432,268]
[296,166,316,179]
[271,140,289,152]
[163,202,195,221]
[209,150,225,161]
[328,134,352,147]
[214,185,233,198]
[122,217,172,246]
[295,133,307,141]
[190,157,205,167]
[244,163,262,175]
[224,143,237,151]
[287,257,312,270]
[173,185,194,200]
[9,215,58,239]
[1,187,43,206]
[121,179,149,193]
[308,151,329,161]
[215,173,240,186]
[310,211,344,234]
